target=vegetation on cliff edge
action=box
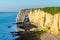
[24,7,60,15]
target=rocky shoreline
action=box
[10,31,41,40]
[10,31,60,40]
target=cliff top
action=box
[21,7,60,15]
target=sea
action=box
[0,12,18,40]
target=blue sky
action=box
[0,0,60,12]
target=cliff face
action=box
[16,10,30,22]
[16,9,60,35]
[29,9,60,35]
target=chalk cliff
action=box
[16,8,60,35]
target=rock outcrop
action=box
[16,9,60,35]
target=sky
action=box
[0,0,60,12]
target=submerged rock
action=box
[8,26,11,28]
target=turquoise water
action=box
[0,12,18,40]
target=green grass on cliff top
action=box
[41,7,60,15]
[26,7,60,15]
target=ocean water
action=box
[0,12,18,40]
